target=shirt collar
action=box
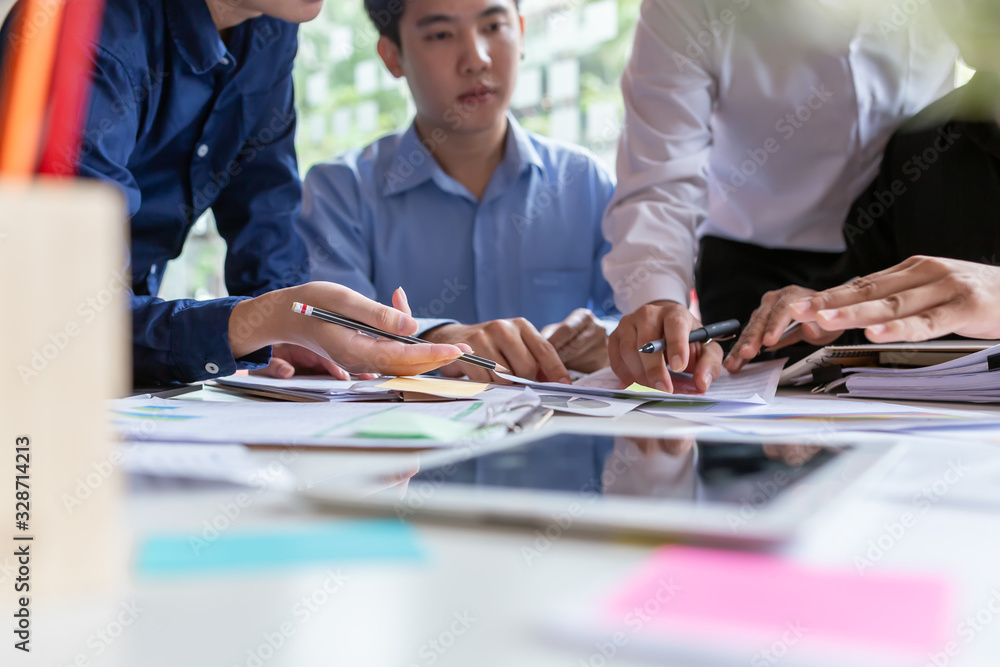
[164,0,232,75]
[382,113,545,198]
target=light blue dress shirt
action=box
[297,115,618,334]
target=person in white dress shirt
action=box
[602,0,957,393]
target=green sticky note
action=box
[353,413,479,441]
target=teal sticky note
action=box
[137,520,423,576]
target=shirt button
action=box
[149,265,157,276]
[196,144,209,158]
[220,56,230,66]
[205,362,220,375]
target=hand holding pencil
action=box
[229,282,469,379]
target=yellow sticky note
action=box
[377,377,489,399]
[625,382,665,394]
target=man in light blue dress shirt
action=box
[297,0,618,383]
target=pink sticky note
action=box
[602,546,951,660]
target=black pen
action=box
[639,319,741,354]
[292,302,511,373]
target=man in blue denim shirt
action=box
[0,0,464,385]
[297,0,618,383]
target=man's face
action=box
[381,0,524,136]
[933,0,1000,74]
[239,0,325,24]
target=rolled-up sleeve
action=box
[602,0,716,313]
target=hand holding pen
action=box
[608,300,732,395]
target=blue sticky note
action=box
[137,520,423,576]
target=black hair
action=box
[364,0,521,47]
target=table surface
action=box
[21,387,1000,667]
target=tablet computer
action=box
[302,430,902,546]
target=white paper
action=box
[498,360,783,405]
[110,390,535,448]
[537,392,644,418]
[638,395,1000,437]
[120,442,296,489]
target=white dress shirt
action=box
[603,0,958,312]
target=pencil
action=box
[291,302,511,374]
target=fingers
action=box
[809,283,951,333]
[545,309,590,350]
[392,286,412,317]
[349,337,464,376]
[691,342,723,393]
[789,258,937,320]
[517,320,571,383]
[631,304,694,391]
[724,286,814,374]
[608,326,633,387]
[615,320,652,388]
[252,357,296,379]
[315,282,418,336]
[862,301,966,343]
[314,356,351,381]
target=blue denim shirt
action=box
[1,0,308,384]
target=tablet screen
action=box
[410,434,846,507]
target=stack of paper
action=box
[831,343,1000,403]
[212,374,494,402]
[212,375,399,402]
[781,339,999,386]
